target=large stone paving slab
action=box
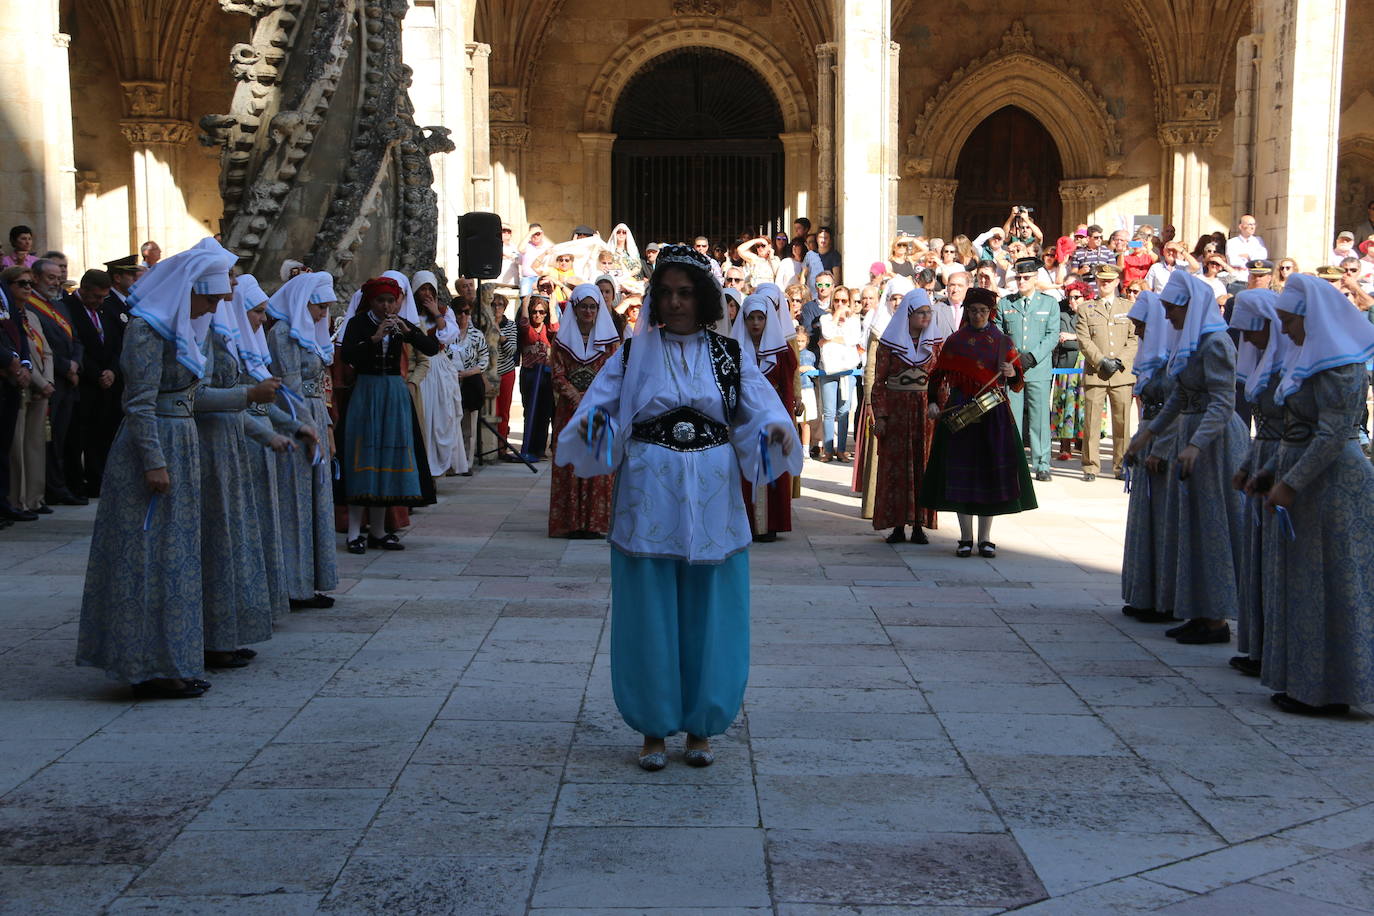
[1,454,1372,913]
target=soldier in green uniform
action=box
[1076,264,1138,481]
[997,258,1060,480]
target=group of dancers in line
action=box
[1119,270,1374,717]
[74,240,482,699]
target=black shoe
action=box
[909,527,928,545]
[885,527,906,544]
[34,504,53,515]
[368,533,405,551]
[978,541,997,558]
[1082,472,1097,482]
[1176,622,1230,645]
[752,531,777,543]
[1270,693,1349,717]
[131,679,206,699]
[289,593,336,610]
[955,539,973,558]
[205,651,251,669]
[1035,470,1052,482]
[0,504,38,521]
[1165,619,1203,638]
[1135,608,1179,624]
[1229,655,1262,677]
[346,536,367,555]
[1122,604,1146,618]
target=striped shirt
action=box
[497,317,518,375]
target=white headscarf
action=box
[339,269,421,333]
[267,271,336,365]
[609,223,640,261]
[279,259,305,283]
[1127,290,1176,395]
[1161,269,1228,377]
[730,293,789,374]
[1227,289,1289,401]
[1275,273,1374,404]
[212,274,274,380]
[721,286,744,334]
[411,269,439,297]
[555,283,620,363]
[594,273,622,309]
[127,237,237,378]
[752,282,791,341]
[878,289,941,367]
[865,275,915,339]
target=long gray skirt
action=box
[276,394,338,599]
[245,411,291,620]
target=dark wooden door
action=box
[953,106,1064,241]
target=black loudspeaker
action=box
[458,211,504,279]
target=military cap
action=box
[1315,265,1342,280]
[104,255,141,273]
[1095,264,1120,280]
[1013,257,1041,276]
[1247,258,1274,275]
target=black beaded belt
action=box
[1178,388,1206,414]
[1281,420,1314,443]
[1141,400,1166,421]
[300,378,323,398]
[1255,414,1282,441]
[631,406,729,452]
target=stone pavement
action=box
[1,453,1373,915]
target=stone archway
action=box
[903,22,1123,238]
[580,17,813,233]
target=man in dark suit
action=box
[0,283,36,523]
[101,255,140,364]
[67,269,119,497]
[28,257,86,506]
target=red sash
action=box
[24,293,71,339]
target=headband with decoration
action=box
[652,243,716,276]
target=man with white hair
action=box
[1224,215,1267,282]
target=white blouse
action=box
[556,330,798,564]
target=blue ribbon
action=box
[332,457,341,481]
[1121,464,1131,493]
[142,493,158,532]
[312,443,325,467]
[585,406,615,466]
[758,431,774,486]
[1274,504,1296,541]
[1250,496,1263,529]
[278,385,304,421]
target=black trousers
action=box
[519,365,554,458]
[69,382,122,496]
[0,382,19,510]
[45,381,77,497]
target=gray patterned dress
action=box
[244,381,300,620]
[1147,331,1248,619]
[1235,377,1283,657]
[267,322,338,600]
[194,332,273,651]
[1260,364,1374,707]
[77,320,205,683]
[1121,371,1176,612]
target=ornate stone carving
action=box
[903,21,1123,180]
[1174,84,1220,121]
[491,123,531,148]
[1058,180,1107,202]
[918,178,958,201]
[672,0,738,15]
[1158,122,1222,147]
[122,81,168,118]
[203,0,450,289]
[75,171,101,196]
[120,119,194,146]
[489,86,519,122]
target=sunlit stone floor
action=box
[1,446,1371,915]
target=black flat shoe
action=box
[368,533,405,551]
[885,528,906,544]
[1271,693,1349,717]
[1176,622,1230,645]
[909,527,928,545]
[346,536,367,555]
[34,505,53,515]
[290,593,335,610]
[185,678,212,690]
[234,648,257,660]
[205,652,251,669]
[1123,604,1146,618]
[955,540,973,558]
[131,680,206,699]
[1134,608,1178,623]
[1165,619,1203,638]
[1228,655,1261,677]
[978,541,997,558]
[752,532,777,543]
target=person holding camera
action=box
[997,258,1060,481]
[1002,207,1043,248]
[1076,265,1138,481]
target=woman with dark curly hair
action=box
[556,245,799,772]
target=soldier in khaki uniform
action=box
[1076,265,1137,481]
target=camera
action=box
[1016,206,1034,216]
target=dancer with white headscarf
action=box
[1126,270,1247,645]
[1254,275,1374,716]
[1225,288,1289,674]
[870,289,946,544]
[1119,290,1180,624]
[549,283,620,538]
[266,271,340,605]
[411,269,468,476]
[556,246,800,771]
[76,238,237,699]
[855,275,915,517]
[732,292,797,541]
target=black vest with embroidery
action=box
[621,330,741,423]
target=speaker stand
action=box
[475,415,538,473]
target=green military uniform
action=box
[1076,289,1138,478]
[996,288,1059,473]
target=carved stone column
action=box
[814,43,836,229]
[46,31,79,255]
[1232,34,1262,223]
[466,43,493,212]
[1159,121,1222,245]
[1058,179,1107,231]
[577,132,616,236]
[779,131,813,231]
[490,121,530,236]
[910,178,958,240]
[120,80,195,251]
[1251,0,1347,269]
[835,1,894,271]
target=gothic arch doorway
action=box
[610,47,785,245]
[952,106,1064,241]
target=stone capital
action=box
[490,122,531,148]
[918,178,958,202]
[1058,178,1107,201]
[120,119,195,147]
[778,130,813,153]
[1158,121,1222,148]
[121,81,169,118]
[815,42,837,60]
[576,131,617,152]
[466,42,492,60]
[489,86,520,122]
[54,32,71,49]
